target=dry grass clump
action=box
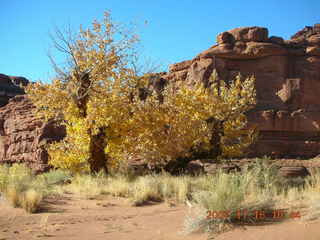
[57,171,133,199]
[129,173,194,206]
[58,170,195,206]
[296,169,320,221]
[182,158,294,237]
[102,175,131,197]
[0,164,72,213]
[159,174,192,202]
[59,172,193,204]
[5,187,20,207]
[21,189,43,213]
[41,168,72,185]
[182,158,320,238]
[130,175,163,206]
[0,164,45,213]
[183,171,277,237]
[61,173,107,199]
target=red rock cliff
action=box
[163,24,320,158]
[0,73,28,107]
[0,75,65,172]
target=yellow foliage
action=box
[25,11,139,174]
[25,11,257,173]
[125,71,257,163]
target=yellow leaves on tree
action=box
[25,11,139,174]
[126,71,258,165]
[48,118,91,173]
[25,11,258,174]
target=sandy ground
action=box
[0,194,319,240]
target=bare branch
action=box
[47,51,69,81]
[49,26,81,78]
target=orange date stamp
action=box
[206,209,301,220]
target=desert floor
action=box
[1,194,319,240]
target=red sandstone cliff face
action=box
[163,24,320,158]
[0,94,65,173]
[0,73,29,107]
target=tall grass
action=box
[63,173,106,199]
[183,167,278,236]
[2,157,320,238]
[0,164,45,212]
[59,171,194,204]
[298,169,320,221]
[182,158,320,237]
[0,164,72,213]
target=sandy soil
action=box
[0,194,319,240]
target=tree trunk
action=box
[73,71,108,174]
[88,127,108,174]
[208,119,224,161]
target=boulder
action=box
[186,160,204,175]
[269,36,285,45]
[228,27,269,42]
[279,166,310,178]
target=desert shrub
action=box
[159,174,193,203]
[297,169,320,221]
[243,157,280,194]
[130,175,163,206]
[63,173,107,199]
[0,164,49,213]
[103,175,131,197]
[41,169,73,185]
[192,171,251,212]
[182,161,320,237]
[59,171,194,204]
[20,189,43,213]
[183,160,284,237]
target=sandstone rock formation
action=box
[163,24,320,158]
[0,73,29,107]
[0,94,65,173]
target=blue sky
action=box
[1,0,319,82]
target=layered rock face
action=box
[163,24,320,158]
[0,73,29,107]
[0,82,65,173]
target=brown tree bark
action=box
[74,71,109,175]
[207,118,224,162]
[88,127,108,174]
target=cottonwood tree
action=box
[25,11,141,174]
[26,11,258,175]
[127,71,258,168]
